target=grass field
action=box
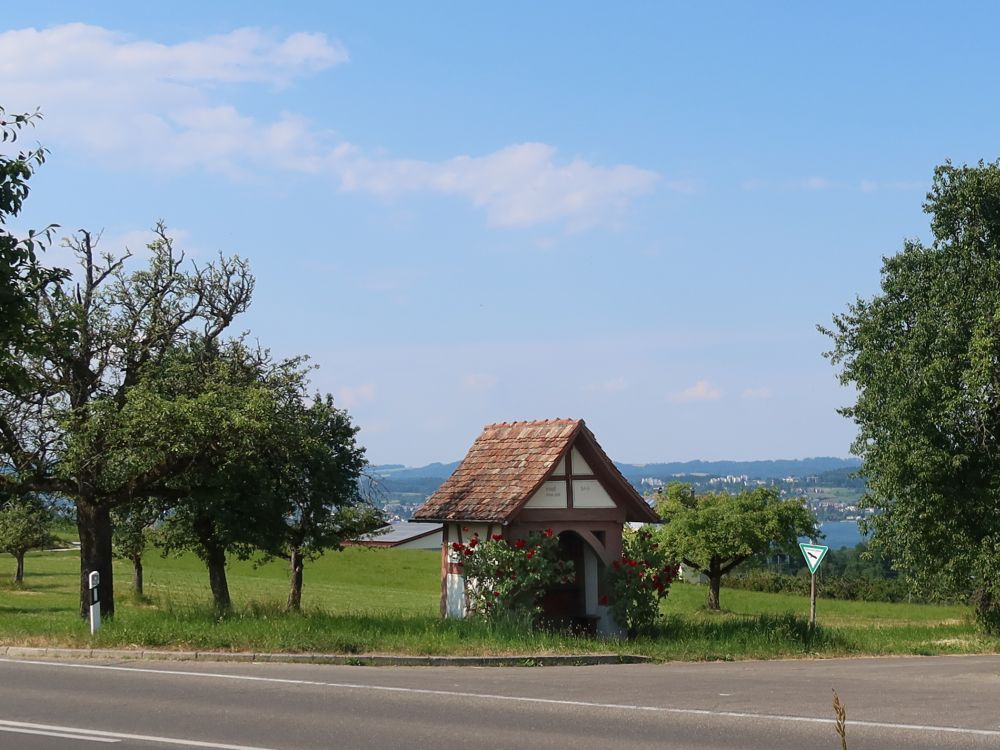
[0,546,995,661]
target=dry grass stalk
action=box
[832,688,848,750]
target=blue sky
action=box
[3,3,993,465]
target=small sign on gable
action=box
[799,542,829,575]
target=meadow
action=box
[0,546,995,661]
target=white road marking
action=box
[2,657,999,739]
[0,724,119,743]
[0,719,280,749]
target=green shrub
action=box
[454,529,574,622]
[607,529,678,636]
[723,571,957,604]
[971,586,1000,635]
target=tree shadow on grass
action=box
[0,581,68,593]
[5,570,70,578]
[0,605,78,615]
[651,612,850,654]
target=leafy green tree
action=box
[0,495,55,583]
[822,160,1000,632]
[112,499,162,597]
[267,394,383,612]
[0,225,253,616]
[149,339,292,613]
[0,107,63,394]
[655,483,818,610]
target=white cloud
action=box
[329,142,659,230]
[460,373,498,392]
[336,383,376,408]
[0,24,342,176]
[741,387,772,400]
[0,24,345,86]
[670,380,722,403]
[0,23,662,230]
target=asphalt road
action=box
[0,654,998,749]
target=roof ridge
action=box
[482,417,581,430]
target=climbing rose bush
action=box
[452,529,574,622]
[607,528,679,636]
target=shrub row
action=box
[722,571,958,604]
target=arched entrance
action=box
[539,531,605,633]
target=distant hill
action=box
[371,457,861,496]
[613,457,861,483]
[372,462,461,480]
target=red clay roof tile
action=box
[412,419,658,524]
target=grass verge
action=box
[1,547,996,660]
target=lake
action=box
[801,520,869,550]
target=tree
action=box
[268,394,383,612]
[0,225,253,617]
[0,107,62,394]
[112,499,162,597]
[0,494,55,583]
[822,160,1000,632]
[149,338,291,613]
[655,483,818,610]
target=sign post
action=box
[799,543,829,627]
[88,571,101,635]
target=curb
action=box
[0,645,650,667]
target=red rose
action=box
[526,550,535,559]
[515,539,526,549]
[451,542,462,551]
[463,526,469,532]
[468,537,478,548]
[544,528,554,538]
[628,559,638,567]
[491,534,503,541]
[599,595,609,605]
[463,548,474,556]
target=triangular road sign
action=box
[799,543,829,575]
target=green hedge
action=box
[722,571,957,604]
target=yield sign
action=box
[799,543,829,575]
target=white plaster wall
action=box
[596,605,626,638]
[449,522,492,542]
[572,479,616,508]
[571,447,594,474]
[525,480,567,508]
[445,572,466,618]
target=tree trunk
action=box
[973,584,999,634]
[707,561,722,611]
[286,547,304,612]
[205,543,231,613]
[131,554,144,597]
[13,551,25,584]
[77,499,115,618]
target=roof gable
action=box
[413,419,657,524]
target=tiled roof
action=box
[412,419,582,523]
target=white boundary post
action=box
[88,571,101,634]
[809,571,817,627]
